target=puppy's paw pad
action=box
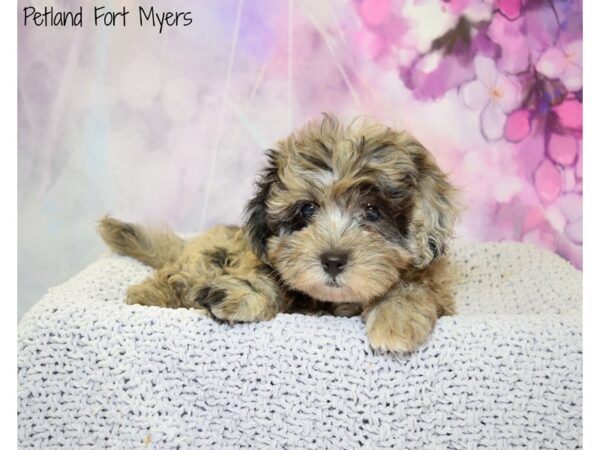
[195,286,227,307]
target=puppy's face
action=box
[245,115,458,304]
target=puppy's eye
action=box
[363,203,381,221]
[300,202,318,219]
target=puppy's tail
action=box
[97,216,184,269]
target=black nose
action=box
[320,251,349,278]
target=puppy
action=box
[98,114,459,352]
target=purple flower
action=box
[487,13,530,74]
[461,56,522,140]
[535,40,582,92]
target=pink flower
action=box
[534,159,562,204]
[359,0,391,26]
[496,0,522,20]
[535,40,582,92]
[548,133,578,166]
[461,56,521,140]
[504,109,530,142]
[552,99,582,130]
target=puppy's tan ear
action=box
[243,149,279,261]
[403,137,459,268]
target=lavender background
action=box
[18,0,582,319]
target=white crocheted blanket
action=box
[18,241,582,449]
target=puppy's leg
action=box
[196,272,280,322]
[331,303,363,317]
[363,283,441,353]
[126,264,187,308]
[127,279,176,308]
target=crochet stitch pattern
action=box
[18,241,581,449]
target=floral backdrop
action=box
[18,0,582,318]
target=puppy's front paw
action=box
[364,299,436,353]
[195,275,279,323]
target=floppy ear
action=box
[243,149,280,261]
[403,137,459,268]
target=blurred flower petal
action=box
[553,99,582,130]
[461,80,489,110]
[498,0,522,20]
[495,74,521,113]
[536,48,568,78]
[523,207,545,233]
[556,193,582,222]
[481,102,506,140]
[353,29,384,59]
[504,109,530,142]
[535,40,581,91]
[563,40,582,65]
[359,0,391,26]
[548,133,578,166]
[522,226,557,252]
[474,56,498,88]
[487,14,530,74]
[443,0,471,15]
[562,63,582,91]
[544,204,566,232]
[463,3,493,22]
[565,218,582,244]
[563,168,577,191]
[494,176,522,202]
[525,5,561,55]
[534,159,562,203]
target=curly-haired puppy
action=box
[99,114,459,352]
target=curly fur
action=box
[99,114,459,352]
